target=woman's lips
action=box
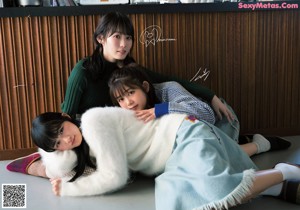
[129,105,138,111]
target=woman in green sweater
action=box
[7,11,233,177]
[60,12,231,121]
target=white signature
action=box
[190,67,210,82]
[139,25,176,47]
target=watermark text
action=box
[238,2,298,11]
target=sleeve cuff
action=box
[155,103,169,118]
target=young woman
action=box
[108,64,291,156]
[30,108,300,209]
[7,11,234,177]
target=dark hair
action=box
[108,63,158,108]
[31,112,96,182]
[84,12,135,81]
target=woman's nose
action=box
[124,97,132,105]
[120,38,127,47]
[62,136,72,144]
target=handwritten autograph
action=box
[139,25,176,47]
[190,67,210,82]
[139,26,209,82]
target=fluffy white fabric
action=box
[58,107,185,196]
[39,148,77,178]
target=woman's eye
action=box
[126,36,132,40]
[58,127,64,136]
[54,140,60,149]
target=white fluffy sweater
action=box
[40,107,186,196]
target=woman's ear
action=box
[61,113,71,119]
[96,35,103,44]
[142,81,150,93]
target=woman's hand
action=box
[211,95,235,122]
[135,108,155,123]
[50,178,62,196]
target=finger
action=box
[136,112,146,119]
[216,110,222,120]
[225,109,235,122]
[136,115,147,122]
[144,116,153,123]
[228,112,235,122]
[145,115,153,123]
[52,185,58,195]
[135,111,143,117]
[225,113,232,123]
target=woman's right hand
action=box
[135,108,156,123]
[50,178,62,196]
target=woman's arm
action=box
[60,59,87,118]
[58,108,129,196]
[135,82,216,124]
[144,68,234,122]
[154,82,216,124]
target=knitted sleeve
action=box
[143,68,215,102]
[154,82,216,124]
[61,59,87,118]
[60,107,129,196]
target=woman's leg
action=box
[240,143,258,157]
[27,160,47,178]
[240,134,272,156]
[243,169,283,201]
[242,163,300,204]
[6,152,48,178]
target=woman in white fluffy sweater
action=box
[31,107,300,210]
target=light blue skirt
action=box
[155,116,258,210]
[214,98,240,143]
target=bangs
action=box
[108,18,134,38]
[112,82,127,99]
[109,76,141,104]
[112,80,138,98]
[32,119,63,152]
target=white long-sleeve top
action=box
[41,107,186,196]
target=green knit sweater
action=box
[61,57,214,118]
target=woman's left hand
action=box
[50,178,62,196]
[135,108,155,123]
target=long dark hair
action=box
[84,12,135,81]
[108,63,158,108]
[31,112,96,182]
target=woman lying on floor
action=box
[26,108,300,209]
[107,63,291,157]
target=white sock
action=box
[253,134,271,154]
[259,183,283,196]
[274,163,300,180]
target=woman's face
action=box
[98,32,133,63]
[115,85,148,111]
[54,121,82,151]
